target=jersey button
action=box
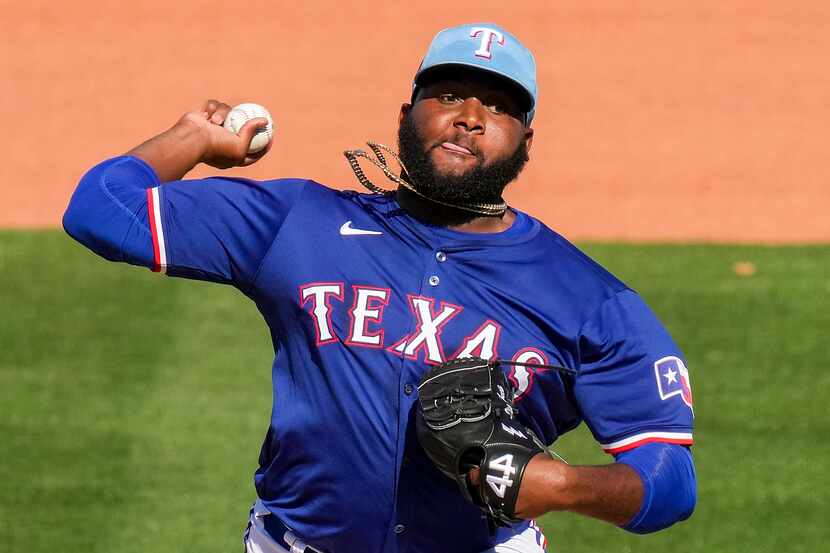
[435,251,447,262]
[428,275,440,286]
[404,383,414,395]
[394,524,406,534]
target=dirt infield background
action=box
[3,1,828,242]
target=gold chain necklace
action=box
[343,141,508,216]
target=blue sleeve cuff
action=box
[616,442,697,534]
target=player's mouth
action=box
[439,141,476,157]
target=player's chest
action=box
[256,227,579,374]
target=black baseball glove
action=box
[416,357,558,527]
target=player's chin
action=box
[430,151,480,177]
[431,166,477,181]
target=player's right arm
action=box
[63,100,305,289]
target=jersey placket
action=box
[388,244,455,553]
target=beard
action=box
[396,112,529,209]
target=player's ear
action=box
[399,103,411,125]
[524,126,534,153]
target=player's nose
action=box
[453,98,486,134]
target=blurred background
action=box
[1,1,828,552]
[3,0,828,241]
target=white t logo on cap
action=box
[470,27,505,60]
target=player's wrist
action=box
[171,113,212,164]
[514,454,572,518]
[125,116,209,183]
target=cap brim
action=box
[414,62,535,113]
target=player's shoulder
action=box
[189,175,314,215]
[527,215,631,296]
[276,179,397,211]
[220,177,353,209]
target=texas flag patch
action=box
[654,356,694,412]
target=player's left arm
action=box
[514,442,696,533]
[513,288,697,532]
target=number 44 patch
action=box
[486,454,517,498]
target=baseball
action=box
[223,103,274,154]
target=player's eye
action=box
[438,93,462,104]
[486,102,507,115]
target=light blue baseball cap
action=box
[412,23,537,124]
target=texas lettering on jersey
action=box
[299,282,551,396]
[301,283,499,362]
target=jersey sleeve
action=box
[65,155,308,290]
[148,168,306,288]
[573,289,694,455]
[64,156,160,267]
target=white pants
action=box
[243,500,548,553]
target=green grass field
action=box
[2,231,828,552]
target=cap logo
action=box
[469,27,505,60]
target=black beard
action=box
[396,112,529,209]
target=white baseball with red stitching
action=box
[223,103,274,153]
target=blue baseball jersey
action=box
[67,156,694,553]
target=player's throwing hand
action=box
[127,98,272,183]
[188,99,272,169]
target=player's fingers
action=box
[237,117,269,146]
[236,118,271,165]
[203,99,232,124]
[203,99,220,116]
[241,136,273,166]
[210,102,233,125]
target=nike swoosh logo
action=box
[339,221,383,236]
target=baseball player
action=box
[64,23,696,553]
